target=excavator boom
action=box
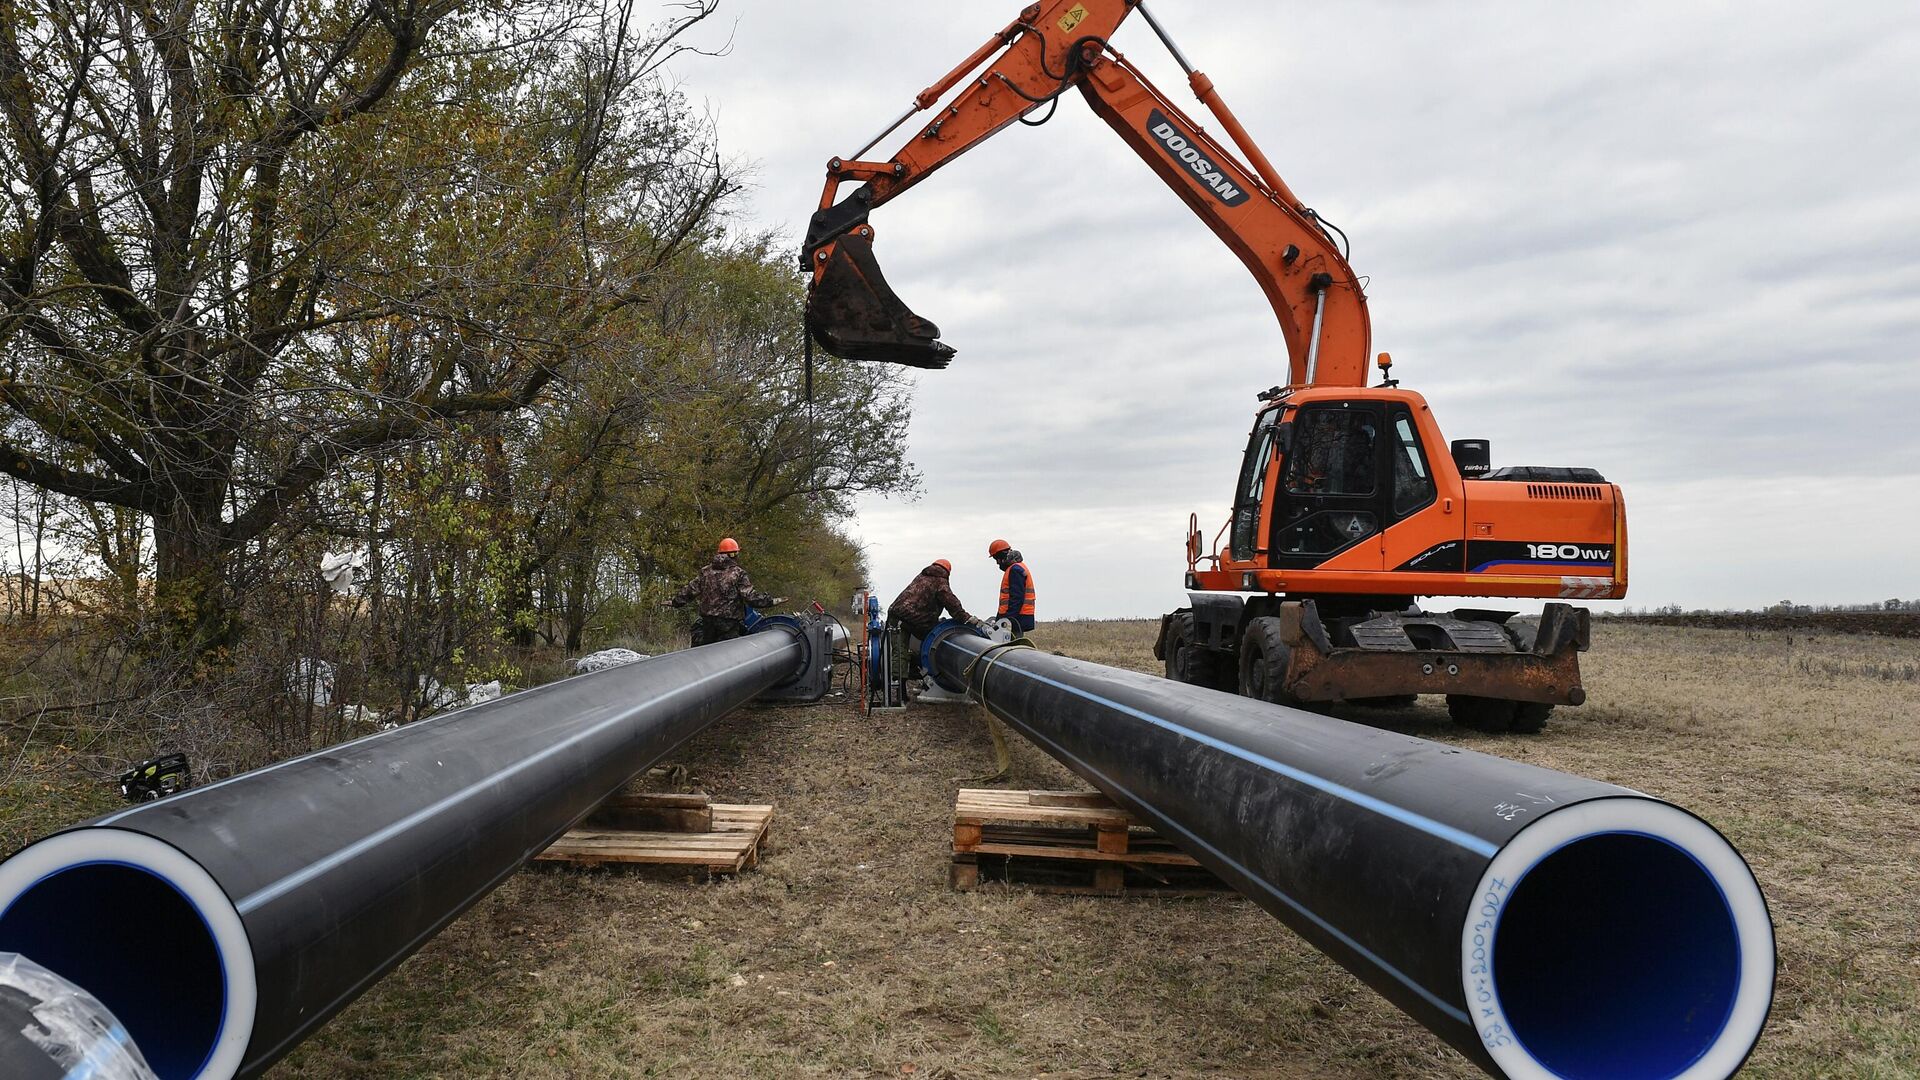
[813,4,1627,736]
[802,0,1370,387]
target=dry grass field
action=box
[263,620,1917,1078]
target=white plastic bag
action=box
[0,952,158,1080]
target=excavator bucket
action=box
[805,231,956,369]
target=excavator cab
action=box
[1170,385,1623,731]
[1228,398,1440,571]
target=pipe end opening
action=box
[1467,799,1773,1080]
[0,831,255,1080]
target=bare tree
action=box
[0,0,727,647]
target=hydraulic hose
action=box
[923,621,1773,1080]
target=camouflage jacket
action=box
[889,563,973,632]
[672,555,772,620]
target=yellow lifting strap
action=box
[952,633,1035,785]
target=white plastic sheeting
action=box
[318,551,366,596]
[287,658,334,709]
[0,952,158,1080]
[417,677,506,712]
[572,648,650,674]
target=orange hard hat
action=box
[933,558,952,572]
[987,539,1010,556]
[716,537,740,554]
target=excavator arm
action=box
[802,0,1371,388]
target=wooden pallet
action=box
[950,788,1227,897]
[536,793,773,873]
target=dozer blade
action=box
[805,231,956,369]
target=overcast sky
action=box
[670,0,1920,618]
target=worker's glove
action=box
[770,596,789,605]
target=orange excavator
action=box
[802,0,1626,732]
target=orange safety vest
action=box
[998,562,1035,618]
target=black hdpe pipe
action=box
[0,623,826,1080]
[922,621,1774,1080]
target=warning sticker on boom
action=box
[1058,3,1089,33]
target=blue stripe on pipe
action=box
[235,657,777,915]
[92,658,642,826]
[968,653,1499,859]
[980,695,1473,1027]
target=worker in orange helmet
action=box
[668,537,782,647]
[987,539,1035,633]
[889,558,979,645]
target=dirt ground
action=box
[267,621,1920,1078]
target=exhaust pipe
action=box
[0,620,832,1080]
[923,622,1773,1079]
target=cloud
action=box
[672,0,1920,616]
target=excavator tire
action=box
[1161,613,1191,680]
[1164,613,1229,689]
[1239,617,1296,706]
[1447,695,1519,732]
[1510,702,1554,734]
[1501,618,1554,733]
[1181,648,1231,691]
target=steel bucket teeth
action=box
[806,232,956,369]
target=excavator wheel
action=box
[1447,695,1552,733]
[1510,702,1554,734]
[1446,695,1517,732]
[1239,617,1297,706]
[1499,618,1554,733]
[1164,613,1230,690]
[1351,694,1419,709]
[1161,613,1190,680]
[1181,648,1232,690]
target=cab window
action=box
[1390,409,1435,518]
[1229,410,1280,560]
[1284,408,1377,496]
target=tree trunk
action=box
[152,509,239,655]
[505,561,539,649]
[562,549,594,653]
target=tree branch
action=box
[0,441,154,511]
